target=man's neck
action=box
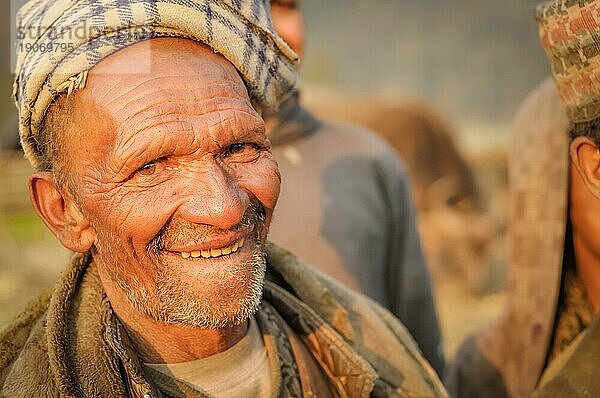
[107,292,249,364]
[569,165,600,315]
[572,231,600,314]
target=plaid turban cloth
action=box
[537,0,600,123]
[14,0,299,169]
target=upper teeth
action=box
[180,237,245,259]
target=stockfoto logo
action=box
[15,23,98,55]
[16,22,97,41]
[15,23,156,57]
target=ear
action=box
[29,172,96,253]
[570,136,600,200]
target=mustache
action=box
[148,198,266,254]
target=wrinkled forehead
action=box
[71,37,258,132]
[85,38,250,102]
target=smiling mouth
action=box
[177,237,246,259]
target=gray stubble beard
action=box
[153,240,267,329]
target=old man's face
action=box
[58,38,280,328]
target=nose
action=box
[178,161,250,230]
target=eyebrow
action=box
[109,122,196,179]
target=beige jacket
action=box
[0,243,447,398]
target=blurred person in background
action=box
[350,102,500,295]
[0,0,449,396]
[267,0,445,374]
[447,1,600,396]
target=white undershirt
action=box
[144,318,272,397]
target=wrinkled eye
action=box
[225,143,247,156]
[138,161,157,176]
[223,142,261,159]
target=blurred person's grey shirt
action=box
[268,92,444,375]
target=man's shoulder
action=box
[278,101,400,162]
[0,290,55,395]
[445,335,509,398]
[294,114,412,192]
[265,242,412,340]
[531,314,600,398]
[265,243,447,397]
[315,117,402,158]
[1,290,51,361]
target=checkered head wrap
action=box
[536,0,600,123]
[14,0,299,169]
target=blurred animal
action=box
[308,95,500,294]
[367,103,497,294]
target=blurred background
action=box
[0,0,549,360]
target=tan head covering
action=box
[14,0,299,169]
[473,78,569,397]
[537,0,600,123]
